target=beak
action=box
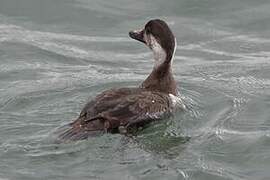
[129,29,146,44]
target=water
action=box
[1,0,270,179]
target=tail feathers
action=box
[55,120,104,143]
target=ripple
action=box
[1,2,270,180]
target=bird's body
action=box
[57,19,184,141]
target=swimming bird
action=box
[57,19,184,141]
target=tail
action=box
[55,118,105,143]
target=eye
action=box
[145,27,150,34]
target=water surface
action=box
[1,0,270,180]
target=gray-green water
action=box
[1,0,270,179]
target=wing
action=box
[57,88,140,141]
[79,87,140,119]
[93,91,173,130]
[56,89,172,141]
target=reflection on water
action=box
[1,0,270,179]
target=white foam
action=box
[169,93,186,109]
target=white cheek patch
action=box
[144,34,177,69]
[147,34,167,69]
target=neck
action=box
[141,39,177,95]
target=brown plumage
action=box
[56,19,183,141]
[57,88,173,141]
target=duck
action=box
[57,19,184,141]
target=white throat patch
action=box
[146,34,166,69]
[145,34,177,69]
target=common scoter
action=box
[57,19,184,141]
